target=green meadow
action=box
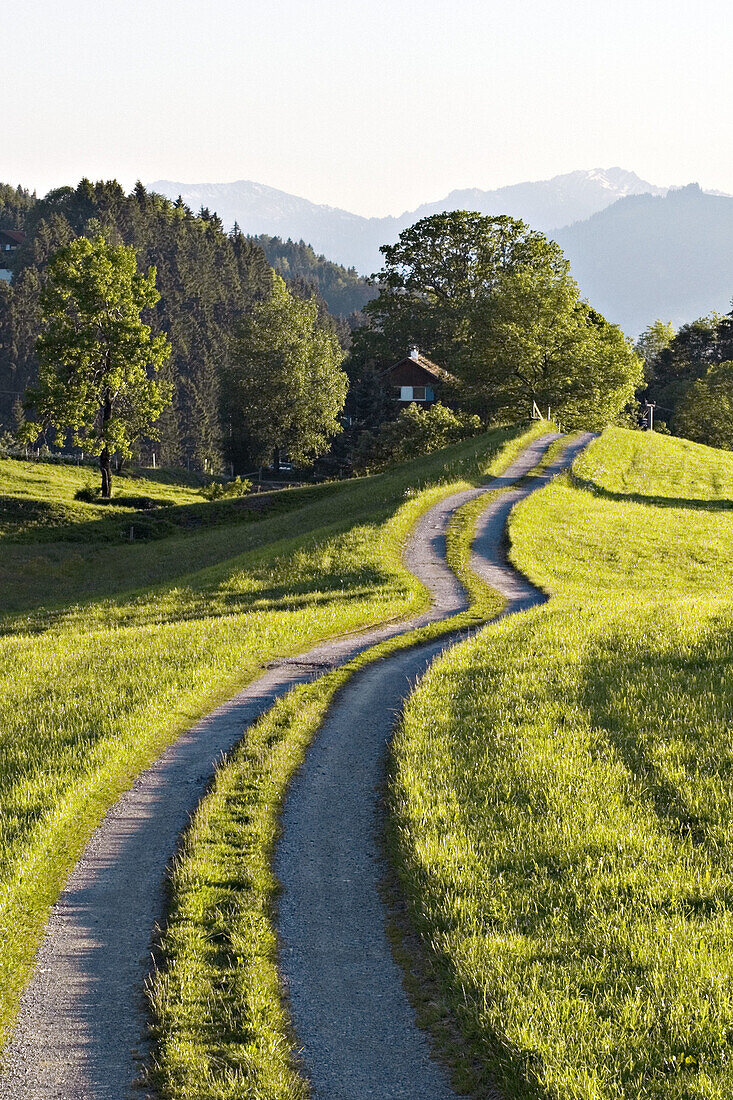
[391,428,733,1099]
[0,423,540,1050]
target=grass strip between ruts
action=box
[143,429,555,1098]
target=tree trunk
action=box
[100,446,112,498]
[100,390,113,498]
[272,446,280,472]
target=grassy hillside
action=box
[0,422,542,1050]
[391,428,733,1100]
[0,458,205,540]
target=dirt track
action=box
[0,430,592,1099]
[276,433,595,1099]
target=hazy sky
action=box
[6,0,733,216]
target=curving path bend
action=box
[276,432,595,1099]
[0,430,592,1099]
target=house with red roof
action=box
[383,347,455,406]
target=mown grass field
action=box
[391,427,733,1100]
[0,422,542,1054]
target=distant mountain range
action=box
[149,169,733,336]
[149,168,666,276]
[556,185,733,337]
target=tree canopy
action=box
[674,361,733,451]
[635,319,675,381]
[23,236,172,496]
[223,272,348,468]
[634,311,733,440]
[350,211,642,428]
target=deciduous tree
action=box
[467,271,643,427]
[352,211,642,428]
[23,236,172,496]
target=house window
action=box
[395,385,433,402]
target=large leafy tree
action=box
[353,211,563,376]
[23,236,172,496]
[352,211,642,427]
[466,270,643,427]
[224,272,348,469]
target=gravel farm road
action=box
[0,431,594,1099]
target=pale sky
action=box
[5,0,733,216]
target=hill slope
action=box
[556,184,733,336]
[392,427,733,1099]
[0,423,534,1050]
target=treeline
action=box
[636,314,733,448]
[0,179,347,470]
[251,234,374,321]
[13,179,732,481]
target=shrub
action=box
[200,476,252,501]
[353,402,483,473]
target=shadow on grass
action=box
[571,474,733,512]
[579,632,727,856]
[0,563,395,638]
[0,481,349,546]
[0,495,83,532]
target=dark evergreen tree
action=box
[252,234,375,318]
[0,184,35,230]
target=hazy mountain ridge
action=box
[556,185,733,336]
[149,168,666,276]
[149,170,733,337]
[405,168,668,232]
